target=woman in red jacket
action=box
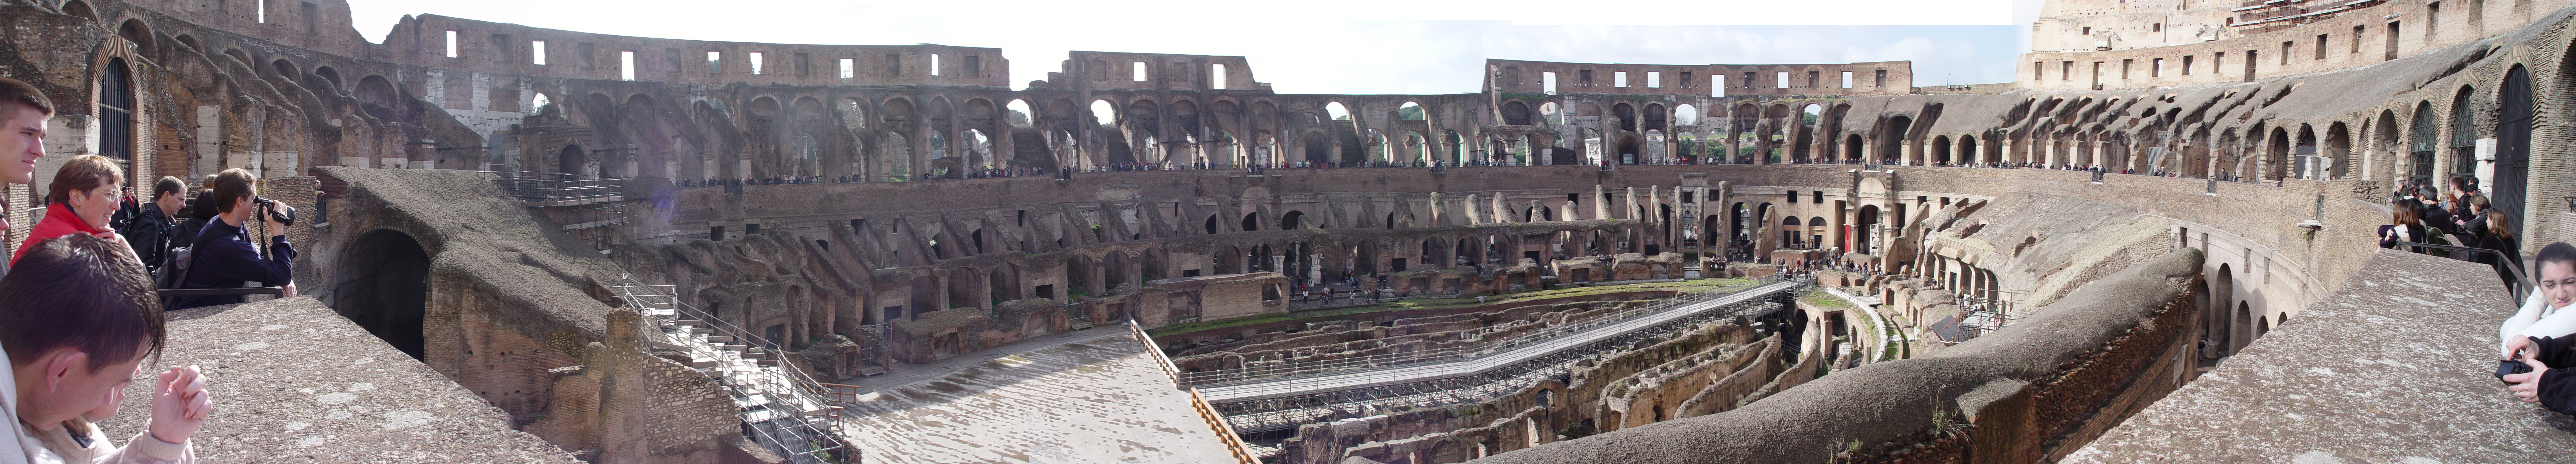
[11,154,125,264]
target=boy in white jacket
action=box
[0,235,209,463]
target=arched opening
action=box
[2449,86,2479,179]
[990,263,1022,303]
[559,144,588,178]
[331,230,431,360]
[62,0,97,22]
[1280,210,1307,230]
[2498,64,2533,223]
[2409,101,2437,185]
[1242,212,1262,231]
[2324,122,2352,180]
[1931,135,1952,165]
[1501,101,1533,126]
[97,58,134,171]
[1398,101,1426,120]
[1855,204,1880,254]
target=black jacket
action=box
[2378,224,2426,249]
[118,204,179,271]
[2520,335,2576,415]
[169,217,292,310]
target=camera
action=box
[2499,358,2535,384]
[252,197,295,227]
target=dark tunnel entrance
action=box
[332,229,430,360]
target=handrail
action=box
[2394,240,2534,301]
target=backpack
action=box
[154,229,216,309]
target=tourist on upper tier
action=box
[2482,212,2526,297]
[0,234,211,463]
[12,154,127,265]
[168,169,295,311]
[2380,199,2428,251]
[174,176,223,247]
[0,77,56,280]
[120,177,187,273]
[2500,242,2576,358]
[2419,187,2457,234]
[2455,195,2496,256]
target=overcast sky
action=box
[344,0,2040,94]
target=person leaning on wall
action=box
[12,154,128,265]
[119,177,186,272]
[167,168,294,310]
[0,77,57,280]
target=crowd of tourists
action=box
[0,77,219,462]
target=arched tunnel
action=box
[330,229,431,360]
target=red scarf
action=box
[12,204,108,264]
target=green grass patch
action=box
[1147,278,1758,337]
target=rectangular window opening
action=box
[2034,61,2045,80]
[2316,34,2329,59]
[1841,70,1854,88]
[1807,71,1820,88]
[2282,41,2295,65]
[749,51,764,75]
[531,40,546,65]
[444,30,459,58]
[1543,72,1558,94]
[2387,22,2402,60]
[1711,75,1724,97]
[2183,55,2195,75]
[1875,69,1887,87]
[1614,71,1628,87]
[706,51,721,74]
[795,53,810,75]
[2151,58,2163,77]
[1212,63,1228,89]
[1646,71,1660,88]
[888,54,902,76]
[1132,61,1147,81]
[839,58,855,80]
[1678,71,1692,87]
[619,51,635,81]
[930,53,941,76]
[2353,25,2366,53]
[1775,71,1788,88]
[2060,61,2072,80]
[2122,59,2133,79]
[257,0,267,23]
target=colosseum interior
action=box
[1,0,2572,462]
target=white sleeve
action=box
[2504,292,2548,358]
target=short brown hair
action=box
[45,154,123,206]
[0,234,164,371]
[0,77,53,123]
[210,168,255,214]
[151,176,185,201]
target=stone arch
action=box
[330,229,432,360]
[1502,101,1533,126]
[62,0,97,22]
[1281,210,1308,230]
[96,57,134,165]
[2324,121,2352,180]
[2497,64,2534,223]
[115,19,154,57]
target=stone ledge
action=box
[92,297,581,463]
[2066,250,2576,463]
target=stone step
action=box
[677,320,704,326]
[706,335,733,343]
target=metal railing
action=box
[615,280,852,464]
[2394,240,2534,302]
[1174,274,1791,387]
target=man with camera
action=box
[169,169,295,310]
